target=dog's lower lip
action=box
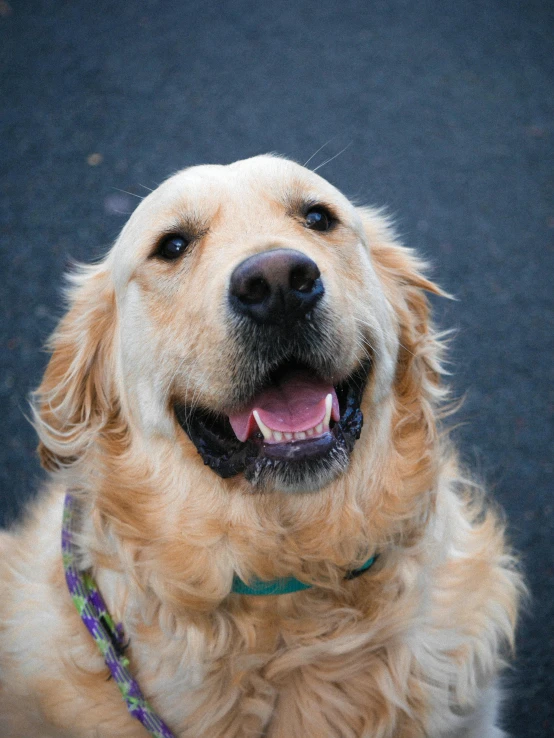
[257,432,335,461]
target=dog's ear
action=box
[33,263,118,471]
[357,207,447,394]
[359,208,450,503]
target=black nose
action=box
[229,249,324,325]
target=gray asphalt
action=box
[1,1,553,735]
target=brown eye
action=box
[156,235,189,260]
[305,206,332,232]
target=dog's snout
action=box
[229,248,324,324]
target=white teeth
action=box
[253,410,272,441]
[324,393,332,429]
[254,404,332,444]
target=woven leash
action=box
[62,493,176,738]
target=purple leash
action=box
[62,492,176,738]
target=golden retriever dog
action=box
[0,155,522,737]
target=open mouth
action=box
[174,359,370,491]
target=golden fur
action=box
[0,155,522,737]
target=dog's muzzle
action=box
[175,249,371,492]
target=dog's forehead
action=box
[109,155,356,286]
[156,155,349,213]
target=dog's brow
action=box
[282,184,310,208]
[162,212,211,240]
[285,192,340,222]
[282,187,319,211]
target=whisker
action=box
[303,138,336,169]
[166,355,189,398]
[355,338,373,365]
[187,367,210,425]
[353,318,378,353]
[180,373,195,428]
[312,142,352,173]
[111,187,145,200]
[358,334,377,355]
[176,355,212,428]
[181,367,195,428]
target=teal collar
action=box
[231,556,377,596]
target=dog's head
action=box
[34,155,448,602]
[34,155,443,503]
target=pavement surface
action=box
[1,1,553,735]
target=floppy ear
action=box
[357,207,448,397]
[33,263,118,471]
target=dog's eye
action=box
[156,235,189,261]
[305,206,333,232]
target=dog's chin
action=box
[174,360,370,494]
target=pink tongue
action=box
[228,370,340,442]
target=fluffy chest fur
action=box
[0,468,518,738]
